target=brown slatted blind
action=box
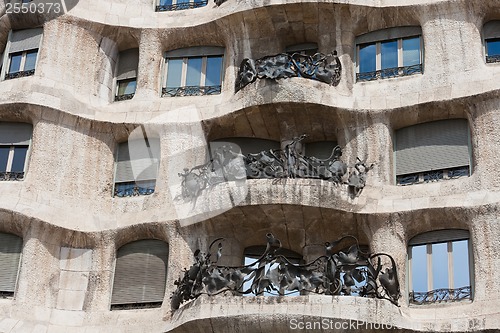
[305,141,338,159]
[0,122,33,145]
[0,233,23,292]
[10,28,43,53]
[395,119,470,176]
[111,240,168,305]
[115,139,160,183]
[483,21,500,39]
[409,229,470,246]
[117,48,139,81]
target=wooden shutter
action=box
[409,229,469,246]
[210,138,280,156]
[0,233,23,292]
[115,139,160,183]
[111,240,168,305]
[9,28,43,53]
[116,48,139,81]
[395,119,470,176]
[305,141,338,159]
[0,122,32,145]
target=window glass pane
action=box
[359,43,376,73]
[0,147,10,172]
[177,0,189,3]
[185,57,202,86]
[9,53,22,74]
[403,37,421,66]
[410,245,428,292]
[487,39,500,56]
[24,50,38,71]
[381,40,398,69]
[205,56,223,87]
[118,79,137,96]
[160,0,172,5]
[432,242,449,289]
[166,58,183,88]
[11,146,28,173]
[452,240,470,288]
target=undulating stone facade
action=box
[0,0,499,332]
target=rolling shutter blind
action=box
[210,138,280,156]
[484,21,500,39]
[111,240,168,305]
[0,122,32,145]
[409,229,469,246]
[9,28,43,53]
[115,139,160,183]
[0,233,23,292]
[305,141,338,159]
[395,119,470,176]
[117,48,139,81]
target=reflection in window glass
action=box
[24,50,38,71]
[160,0,173,5]
[411,245,428,292]
[11,146,28,173]
[185,57,202,86]
[0,147,10,172]
[403,37,421,66]
[118,79,137,96]
[381,40,398,69]
[166,59,183,88]
[205,56,223,86]
[432,242,449,289]
[359,43,376,73]
[453,240,470,288]
[487,39,500,56]
[9,53,22,74]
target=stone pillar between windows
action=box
[135,30,163,100]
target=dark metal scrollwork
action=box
[171,234,400,310]
[235,51,341,92]
[0,172,24,181]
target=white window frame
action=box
[0,29,43,81]
[483,21,500,63]
[162,46,224,97]
[355,26,423,82]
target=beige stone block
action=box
[59,271,89,291]
[0,318,20,332]
[56,290,86,311]
[59,248,93,272]
[49,309,85,327]
[32,324,48,333]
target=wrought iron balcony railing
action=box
[114,93,135,102]
[356,64,422,82]
[5,69,35,80]
[396,166,469,186]
[171,234,401,310]
[156,0,208,12]
[114,184,155,197]
[161,85,221,97]
[486,55,500,63]
[0,172,25,181]
[409,286,471,305]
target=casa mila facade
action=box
[0,0,499,332]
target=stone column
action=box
[135,29,163,100]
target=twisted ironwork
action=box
[178,135,373,204]
[0,172,24,181]
[235,51,341,92]
[171,234,400,310]
[486,55,500,63]
[5,69,35,80]
[396,166,469,186]
[156,0,207,12]
[356,64,422,82]
[114,93,135,102]
[114,185,155,197]
[162,85,221,97]
[409,286,471,304]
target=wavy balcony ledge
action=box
[166,295,500,333]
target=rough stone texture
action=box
[0,0,499,332]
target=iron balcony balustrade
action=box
[409,286,471,305]
[114,93,135,102]
[5,69,35,80]
[486,55,500,63]
[114,183,155,197]
[156,0,208,12]
[161,85,221,97]
[396,166,469,186]
[0,171,25,181]
[356,64,422,82]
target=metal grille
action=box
[486,55,500,63]
[161,85,221,97]
[356,64,422,82]
[5,69,35,80]
[410,286,471,304]
[156,0,207,12]
[114,93,135,102]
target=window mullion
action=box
[376,42,381,71]
[408,247,413,293]
[181,58,188,87]
[19,52,27,72]
[427,243,433,291]
[6,146,15,172]
[200,56,207,87]
[448,241,454,290]
[398,38,403,67]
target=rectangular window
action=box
[486,38,500,63]
[408,230,472,305]
[163,53,224,97]
[356,35,422,82]
[0,122,32,181]
[4,28,42,81]
[156,0,208,12]
[115,48,139,101]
